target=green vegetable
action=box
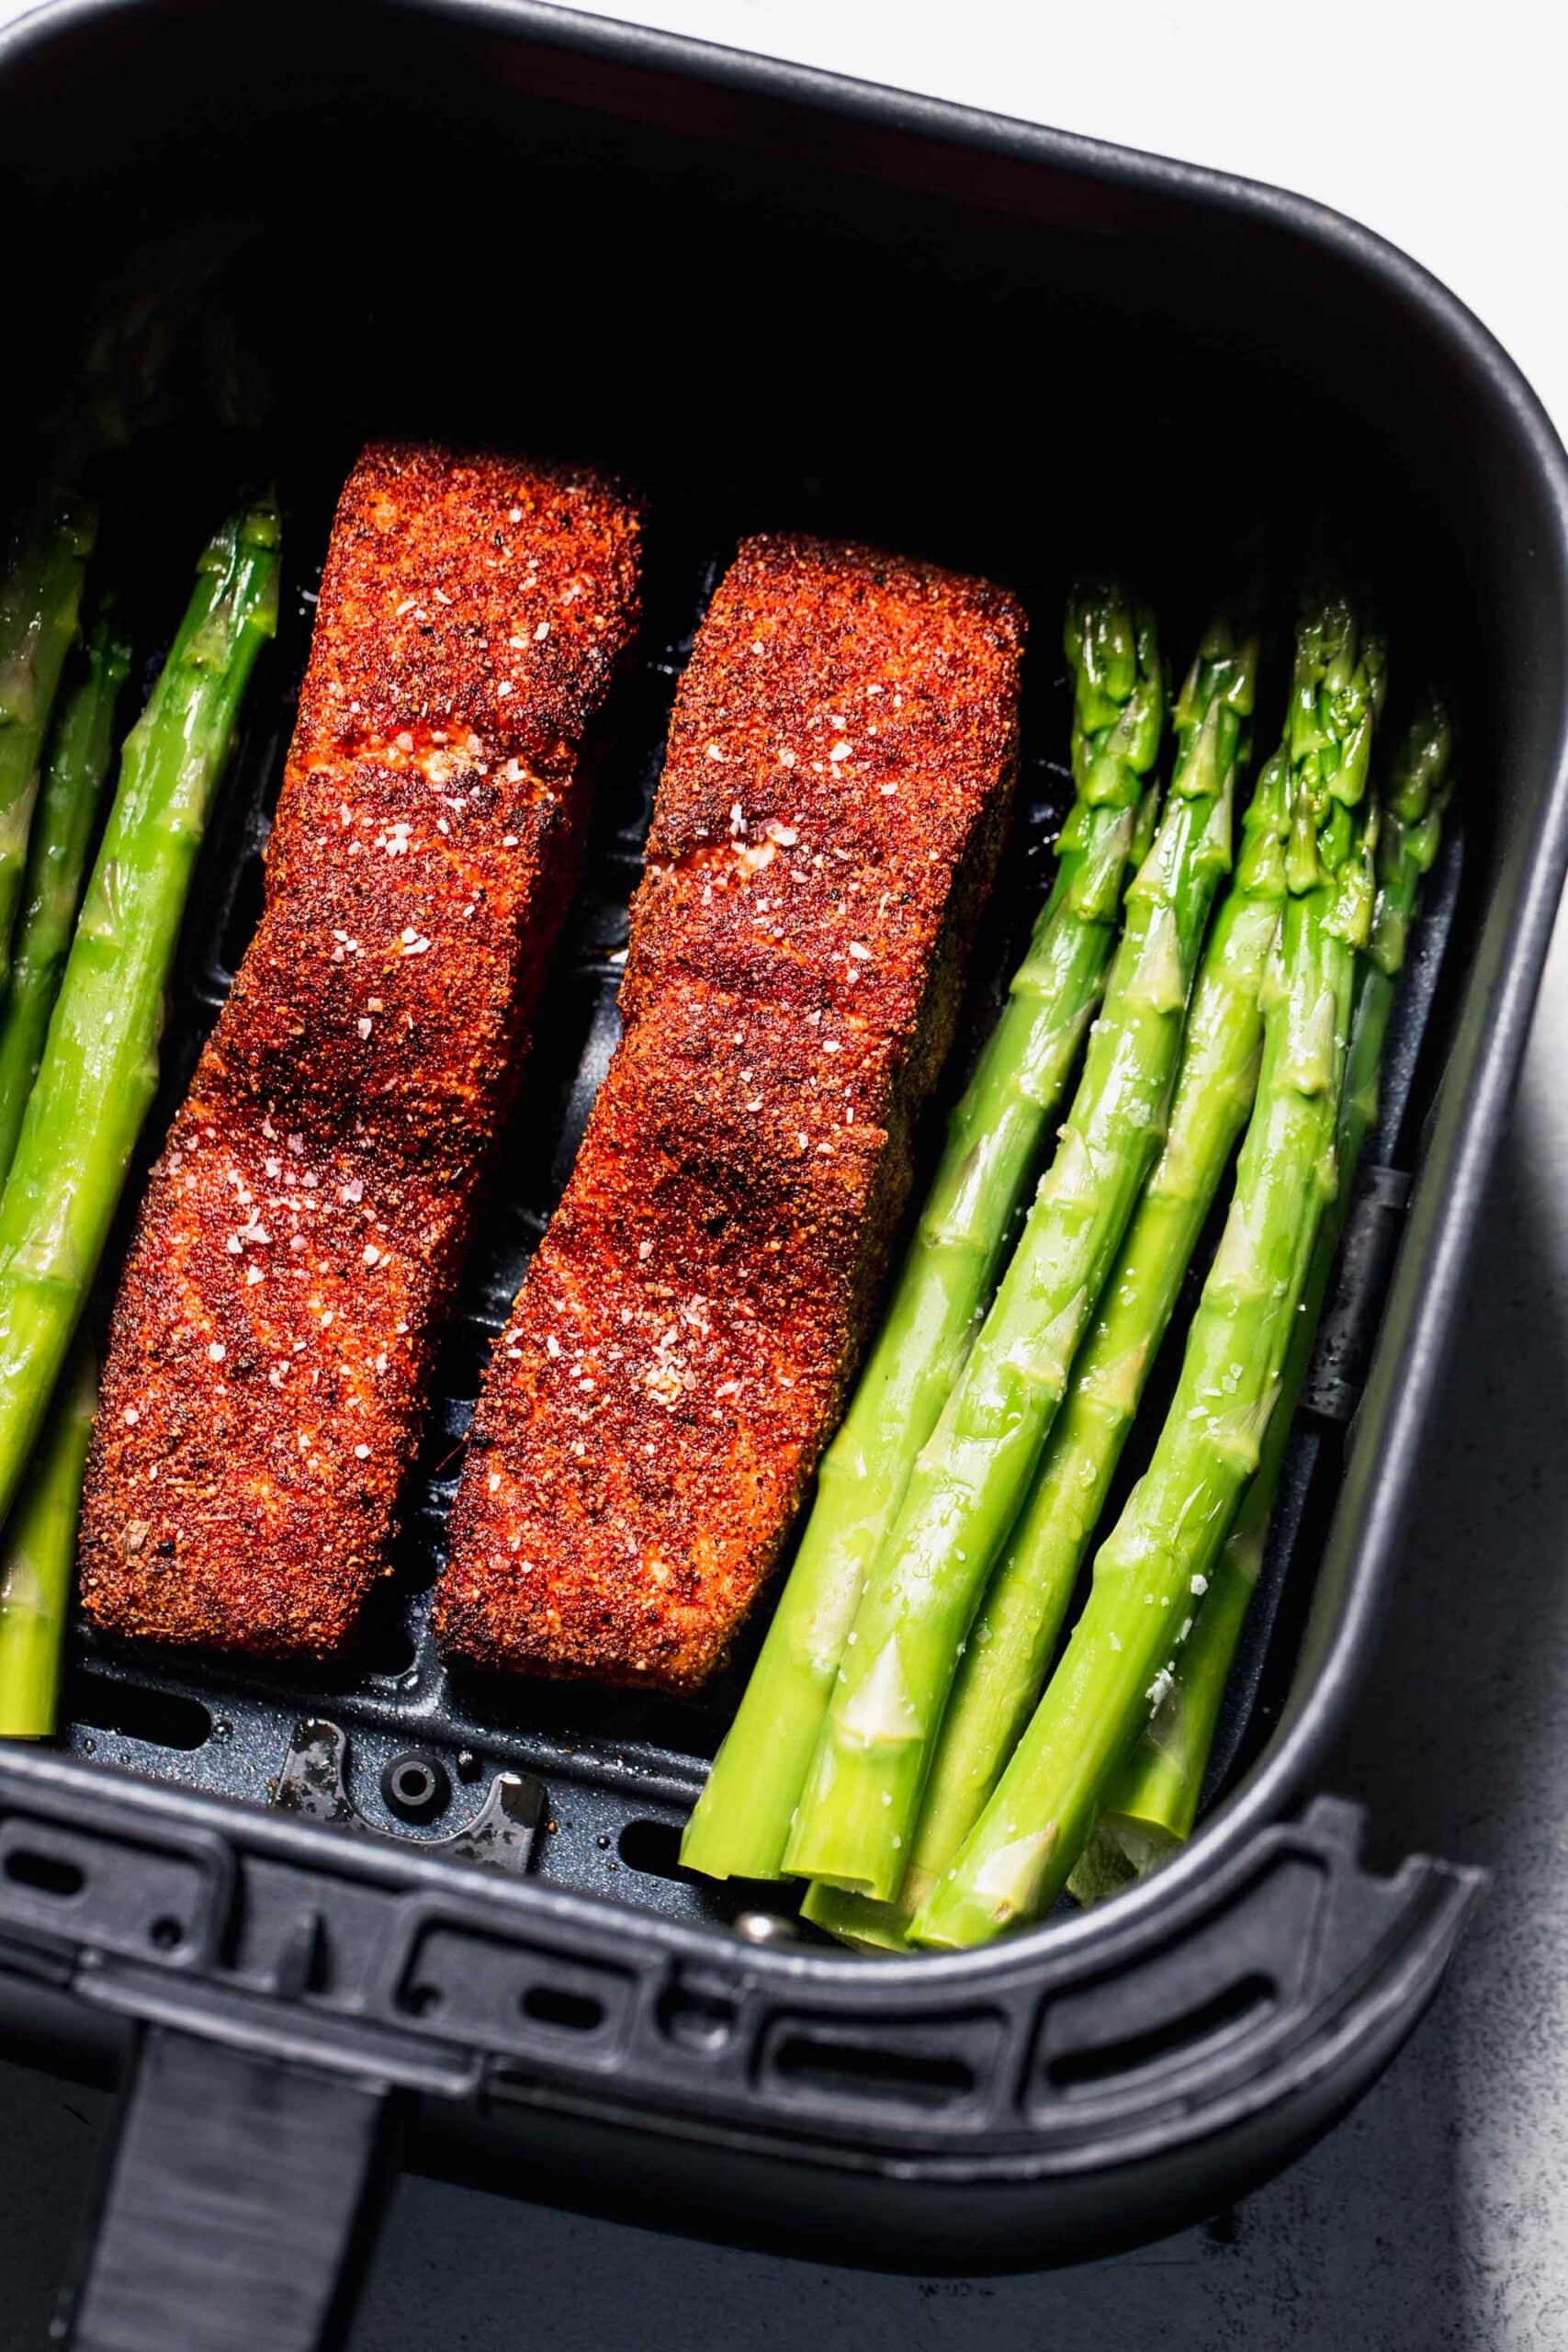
[679,588,1165,1881]
[0,608,131,1186]
[914,594,1384,1947]
[0,495,97,995]
[0,501,278,1534]
[1093,693,1451,1869]
[811,730,1292,1949]
[0,1348,96,1738]
[786,619,1256,1902]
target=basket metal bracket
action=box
[270,1716,544,1873]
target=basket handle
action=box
[60,2026,395,2352]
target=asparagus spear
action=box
[0,495,97,995]
[679,588,1165,1881]
[1095,694,1451,1864]
[914,595,1384,1948]
[0,501,279,1532]
[807,731,1293,1947]
[0,610,132,1187]
[0,1348,96,1737]
[785,619,1256,1901]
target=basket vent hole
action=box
[148,1916,185,1952]
[1045,1971,1277,2093]
[218,852,266,977]
[4,1849,85,1900]
[772,2034,975,2110]
[401,1981,445,2018]
[68,1674,213,1752]
[658,1984,737,2052]
[616,1818,688,1882]
[520,1984,605,2034]
[361,1622,419,1681]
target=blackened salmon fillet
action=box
[437,531,1024,1691]
[80,440,642,1656]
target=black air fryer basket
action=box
[2,5,1567,2346]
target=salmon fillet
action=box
[437,532,1024,1691]
[79,441,643,1657]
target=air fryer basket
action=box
[2,1,1566,2341]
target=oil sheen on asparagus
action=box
[914,595,1384,1947]
[1088,692,1451,1876]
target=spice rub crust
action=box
[79,441,642,1657]
[437,532,1024,1691]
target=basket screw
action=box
[381,1749,452,1825]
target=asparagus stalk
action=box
[0,496,98,996]
[0,610,131,1187]
[808,729,1292,1947]
[914,595,1384,1948]
[680,588,1165,1881]
[1095,694,1451,1864]
[0,1348,96,1737]
[0,502,279,1532]
[786,619,1256,1902]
